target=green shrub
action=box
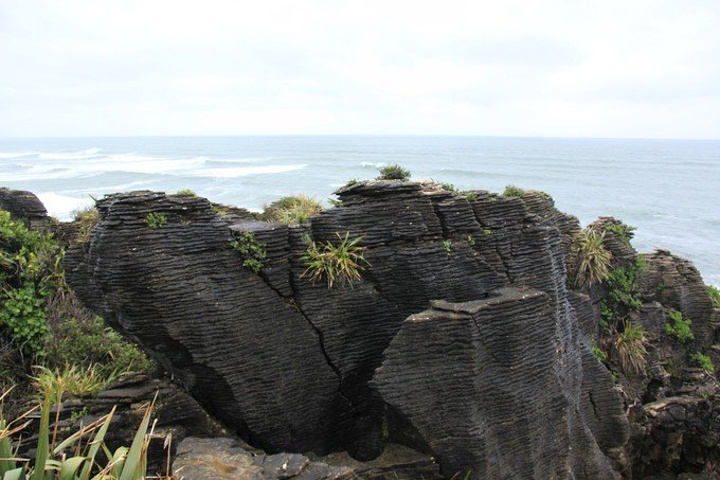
[441,183,458,193]
[145,212,167,229]
[176,188,197,197]
[605,258,646,312]
[463,192,479,202]
[571,229,612,288]
[664,310,695,343]
[603,223,636,245]
[44,316,152,379]
[301,232,370,288]
[345,178,358,187]
[592,342,608,363]
[612,321,649,374]
[690,351,715,373]
[263,195,322,225]
[0,210,62,358]
[708,285,720,309]
[377,164,411,181]
[443,240,452,254]
[231,232,267,273]
[503,185,525,197]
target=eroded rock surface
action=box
[59,181,719,478]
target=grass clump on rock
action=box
[263,195,322,225]
[571,229,612,288]
[175,188,198,197]
[612,320,649,375]
[377,164,411,181]
[301,232,370,288]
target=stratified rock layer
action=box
[373,288,626,479]
[62,180,718,478]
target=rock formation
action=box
[27,180,714,479]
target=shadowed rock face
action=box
[63,182,668,478]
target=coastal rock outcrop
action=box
[57,181,719,478]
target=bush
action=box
[612,321,649,374]
[664,310,695,343]
[708,285,720,309]
[145,212,167,229]
[571,229,612,288]
[176,189,197,197]
[231,232,267,273]
[301,232,370,288]
[263,195,322,225]
[603,223,636,245]
[690,351,715,373]
[376,164,411,181]
[0,210,62,358]
[503,185,525,197]
[44,315,153,380]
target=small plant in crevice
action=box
[231,232,267,274]
[463,192,479,202]
[571,228,612,288]
[145,212,167,229]
[664,309,695,343]
[263,195,323,225]
[345,178,358,187]
[466,235,476,246]
[301,232,370,288]
[72,205,100,244]
[708,285,720,309]
[691,351,715,373]
[327,198,343,207]
[612,320,649,375]
[376,164,411,181]
[176,188,198,197]
[592,342,608,363]
[603,223,636,245]
[443,240,452,254]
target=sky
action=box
[1,0,719,139]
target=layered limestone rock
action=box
[58,181,719,478]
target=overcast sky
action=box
[1,0,719,138]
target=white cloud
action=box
[1,0,719,137]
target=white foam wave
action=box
[37,192,94,221]
[360,161,385,168]
[0,151,37,159]
[37,147,103,160]
[193,164,307,178]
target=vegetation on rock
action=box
[301,232,370,288]
[263,195,322,225]
[690,351,715,373]
[145,212,167,229]
[612,320,649,374]
[664,309,695,343]
[376,164,411,181]
[502,185,525,197]
[175,188,197,197]
[708,284,720,308]
[72,206,99,245]
[571,228,612,288]
[231,232,267,274]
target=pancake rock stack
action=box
[60,180,718,479]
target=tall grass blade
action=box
[118,398,154,480]
[78,406,115,480]
[3,467,26,480]
[31,393,51,480]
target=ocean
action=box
[0,135,718,286]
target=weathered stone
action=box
[373,288,627,479]
[0,187,49,228]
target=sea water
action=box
[0,136,718,285]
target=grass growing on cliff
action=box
[503,185,525,197]
[376,164,411,181]
[72,206,100,244]
[263,195,322,225]
[175,188,197,197]
[612,320,649,374]
[708,285,720,308]
[571,229,612,288]
[301,232,370,288]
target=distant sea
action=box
[1,136,718,286]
